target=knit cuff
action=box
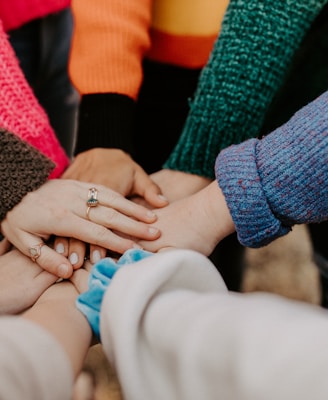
[0,129,54,221]
[74,93,136,156]
[215,138,290,248]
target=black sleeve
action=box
[74,93,137,157]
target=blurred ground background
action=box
[74,224,321,400]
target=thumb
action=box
[21,234,74,278]
[134,171,168,208]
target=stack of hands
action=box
[0,148,234,320]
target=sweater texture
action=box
[0,129,55,221]
[164,0,328,178]
[69,0,228,155]
[216,90,328,248]
[0,21,69,178]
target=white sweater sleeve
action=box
[0,317,73,400]
[99,249,328,400]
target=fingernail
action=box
[56,243,65,254]
[58,263,69,277]
[146,210,156,218]
[92,250,101,263]
[158,194,168,202]
[148,227,159,236]
[69,252,79,265]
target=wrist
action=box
[206,181,235,242]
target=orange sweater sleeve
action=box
[69,0,152,100]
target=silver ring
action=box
[29,242,45,262]
[87,187,99,207]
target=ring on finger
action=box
[28,242,45,262]
[86,206,92,219]
[87,187,99,207]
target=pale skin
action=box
[62,148,169,206]
[138,181,235,255]
[22,278,92,379]
[58,148,169,265]
[0,246,57,315]
[62,148,210,204]
[1,179,160,278]
[0,246,91,379]
[57,149,211,263]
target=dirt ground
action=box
[76,224,321,400]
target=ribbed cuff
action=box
[216,138,290,248]
[74,93,136,156]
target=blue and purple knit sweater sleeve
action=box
[216,90,328,248]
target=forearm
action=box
[23,282,92,377]
[216,90,328,247]
[164,0,326,178]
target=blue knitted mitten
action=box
[76,248,153,339]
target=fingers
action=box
[54,237,86,269]
[70,260,93,293]
[58,214,148,254]
[89,244,106,264]
[1,180,162,272]
[133,169,169,208]
[70,268,90,293]
[85,205,160,240]
[24,235,74,279]
[54,236,106,267]
[96,187,159,223]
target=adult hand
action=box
[0,237,11,255]
[0,249,57,314]
[138,181,235,255]
[69,259,93,294]
[150,169,211,202]
[62,148,168,208]
[1,179,161,279]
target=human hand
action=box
[150,169,211,202]
[138,181,235,255]
[52,236,107,269]
[69,259,93,294]
[0,249,57,314]
[62,148,168,208]
[0,237,11,255]
[1,179,161,279]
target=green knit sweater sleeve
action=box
[163,0,327,179]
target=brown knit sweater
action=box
[0,128,54,222]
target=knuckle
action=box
[104,208,119,224]
[90,224,111,244]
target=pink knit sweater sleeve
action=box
[0,21,69,178]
